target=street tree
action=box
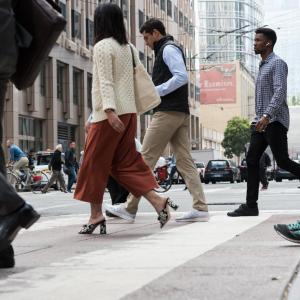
[221,117,250,162]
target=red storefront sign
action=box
[200,64,236,104]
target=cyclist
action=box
[6,140,29,181]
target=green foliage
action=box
[221,117,250,158]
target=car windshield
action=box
[36,154,53,165]
[208,161,228,168]
[196,162,205,168]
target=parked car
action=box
[273,160,299,182]
[195,161,205,182]
[238,158,274,182]
[204,159,241,184]
[238,158,247,182]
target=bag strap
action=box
[129,44,136,68]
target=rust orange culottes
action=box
[74,114,158,203]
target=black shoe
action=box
[274,222,300,244]
[227,204,259,217]
[0,245,15,268]
[0,203,40,251]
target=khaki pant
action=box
[126,111,208,214]
[42,170,66,193]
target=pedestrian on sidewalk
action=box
[74,3,177,234]
[105,18,209,222]
[228,27,300,217]
[65,141,78,193]
[259,152,271,190]
[0,0,40,268]
[42,144,67,193]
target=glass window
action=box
[179,11,183,27]
[160,0,165,11]
[86,19,94,47]
[57,62,67,101]
[184,16,189,32]
[138,10,144,29]
[174,5,178,23]
[207,160,229,168]
[40,63,47,97]
[139,51,145,67]
[71,9,81,40]
[59,1,66,31]
[167,0,172,17]
[19,117,43,152]
[190,83,194,99]
[147,56,153,75]
[73,68,83,105]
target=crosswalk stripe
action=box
[1,213,271,300]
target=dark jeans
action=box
[0,80,25,216]
[67,166,76,191]
[107,176,129,205]
[246,121,300,208]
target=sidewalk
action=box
[1,211,300,299]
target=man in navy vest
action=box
[105,19,209,222]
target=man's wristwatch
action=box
[263,114,270,120]
[105,109,115,113]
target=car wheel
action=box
[204,180,209,184]
[212,181,216,184]
[275,179,282,182]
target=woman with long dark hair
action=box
[74,3,177,234]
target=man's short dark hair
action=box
[140,18,166,36]
[255,27,277,46]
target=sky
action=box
[264,0,300,12]
[263,0,300,100]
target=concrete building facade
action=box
[199,60,255,151]
[3,0,202,159]
[133,0,202,152]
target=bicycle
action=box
[6,165,49,193]
[154,164,183,193]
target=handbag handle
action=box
[129,44,136,69]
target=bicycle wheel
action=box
[29,171,49,194]
[7,171,23,192]
[154,177,172,193]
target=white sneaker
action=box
[104,204,136,222]
[175,209,209,222]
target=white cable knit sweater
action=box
[91,37,141,122]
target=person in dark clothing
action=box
[65,141,77,193]
[0,0,40,268]
[228,28,300,217]
[259,152,271,190]
[42,144,67,193]
[27,149,35,170]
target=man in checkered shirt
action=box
[228,28,300,220]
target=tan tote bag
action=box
[130,45,161,115]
